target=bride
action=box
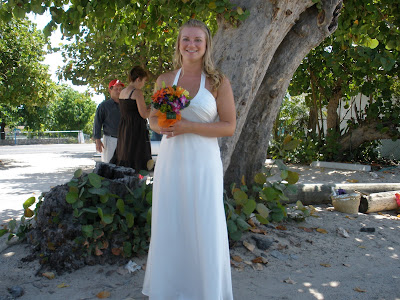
[142,19,236,300]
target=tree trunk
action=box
[0,121,5,140]
[326,79,343,134]
[213,0,343,185]
[339,120,396,152]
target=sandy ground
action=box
[0,144,399,300]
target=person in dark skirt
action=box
[110,66,152,171]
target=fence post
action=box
[78,131,85,144]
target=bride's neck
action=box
[181,62,203,76]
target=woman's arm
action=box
[132,89,150,119]
[161,76,236,138]
[148,74,174,134]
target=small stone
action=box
[269,250,289,261]
[251,236,273,250]
[7,286,24,298]
[360,227,375,232]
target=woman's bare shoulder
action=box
[156,70,179,87]
[119,87,133,99]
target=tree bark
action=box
[326,79,343,134]
[339,120,396,151]
[214,0,343,185]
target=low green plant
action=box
[0,195,43,240]
[286,201,311,222]
[67,169,152,258]
[224,160,303,241]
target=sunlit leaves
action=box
[0,17,55,126]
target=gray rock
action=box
[251,235,274,250]
[269,250,289,261]
[7,286,24,298]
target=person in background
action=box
[110,66,152,171]
[93,79,124,163]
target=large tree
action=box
[47,85,97,135]
[1,0,343,185]
[0,17,56,134]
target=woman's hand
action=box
[160,119,190,139]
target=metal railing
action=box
[0,130,91,145]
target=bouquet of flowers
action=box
[151,82,191,127]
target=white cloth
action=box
[101,135,118,163]
[142,69,233,299]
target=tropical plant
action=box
[224,160,301,241]
[66,169,152,257]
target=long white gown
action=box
[142,69,233,300]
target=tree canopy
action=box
[47,85,97,135]
[1,0,343,185]
[0,17,55,108]
[289,0,400,160]
[0,17,57,131]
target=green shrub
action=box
[224,160,304,241]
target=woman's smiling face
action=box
[179,26,207,62]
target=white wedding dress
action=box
[142,69,233,299]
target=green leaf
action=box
[0,229,8,237]
[363,38,379,49]
[283,139,300,151]
[88,173,102,188]
[256,203,270,219]
[23,197,36,209]
[24,208,34,218]
[286,171,299,184]
[116,199,125,214]
[74,169,83,178]
[88,187,108,195]
[146,190,152,205]
[271,210,285,222]
[102,214,114,224]
[254,173,266,185]
[82,225,93,238]
[233,190,248,205]
[97,207,104,220]
[226,219,237,233]
[296,201,306,212]
[123,241,132,257]
[236,218,251,230]
[66,191,79,204]
[274,159,288,171]
[255,214,269,225]
[229,230,242,241]
[242,199,256,216]
[126,213,135,228]
[100,194,109,203]
[260,187,278,201]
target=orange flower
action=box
[175,86,185,97]
[151,89,165,102]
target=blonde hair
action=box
[173,19,223,91]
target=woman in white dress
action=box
[142,19,236,300]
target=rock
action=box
[251,235,274,250]
[269,250,289,261]
[24,163,141,275]
[360,227,375,232]
[7,286,24,298]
